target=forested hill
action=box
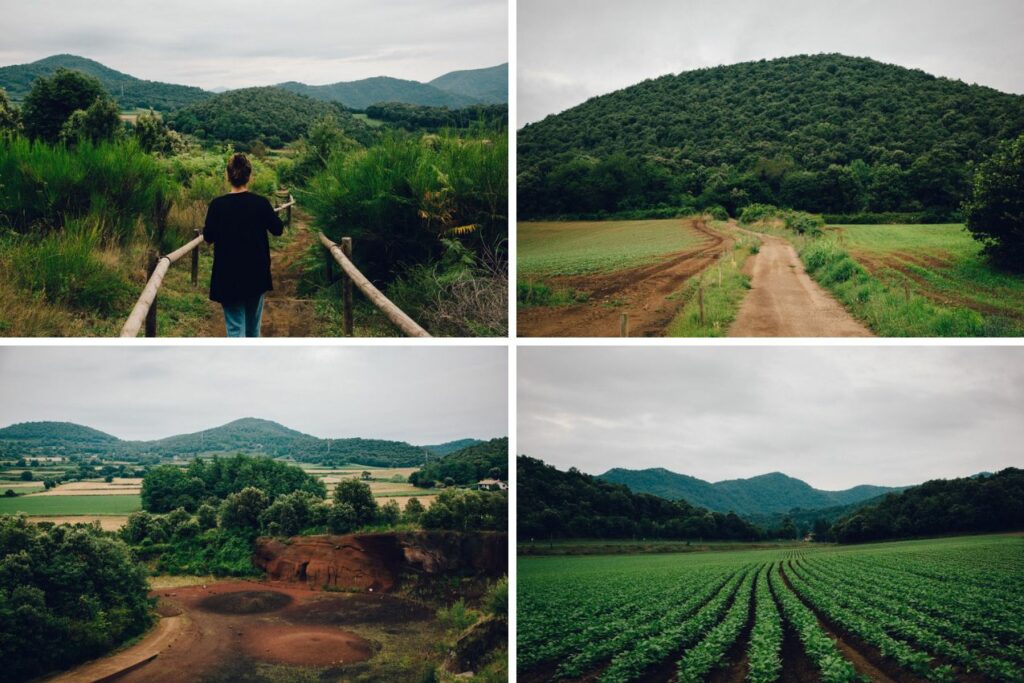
[0,418,484,468]
[0,54,211,110]
[830,468,1024,543]
[518,456,761,541]
[164,87,373,147]
[600,467,902,516]
[411,437,509,487]
[428,63,508,103]
[277,77,479,110]
[518,53,1024,218]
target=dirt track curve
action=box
[729,231,872,337]
[518,218,731,337]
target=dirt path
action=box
[729,231,873,337]
[203,212,318,337]
[47,613,190,683]
[518,219,731,337]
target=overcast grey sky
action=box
[519,0,1024,125]
[0,0,507,89]
[0,346,506,444]
[519,346,1024,490]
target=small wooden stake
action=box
[904,282,910,301]
[145,251,159,338]
[341,236,354,336]
[620,313,629,337]
[191,229,200,286]
[699,285,705,326]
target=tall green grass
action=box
[305,130,507,282]
[0,136,168,244]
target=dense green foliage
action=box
[831,468,1024,543]
[420,488,508,531]
[599,467,899,517]
[0,54,211,110]
[422,438,483,456]
[0,135,168,241]
[0,421,118,449]
[410,437,508,487]
[519,456,760,540]
[0,515,152,682]
[365,103,507,130]
[427,63,508,104]
[20,69,111,142]
[519,536,1024,682]
[963,133,1024,270]
[165,87,372,148]
[518,54,1024,218]
[278,77,478,109]
[0,88,20,134]
[141,454,326,513]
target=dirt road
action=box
[729,232,872,337]
[518,219,731,337]
[203,212,318,337]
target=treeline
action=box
[365,102,508,130]
[410,437,508,488]
[165,86,373,149]
[830,468,1024,543]
[132,454,505,574]
[518,54,1024,219]
[0,516,152,682]
[518,456,760,541]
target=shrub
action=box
[436,598,480,632]
[738,203,780,224]
[705,205,729,220]
[484,576,508,618]
[333,479,378,526]
[784,211,824,235]
[21,69,108,143]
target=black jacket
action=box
[203,192,284,303]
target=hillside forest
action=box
[0,58,508,336]
[518,54,1024,226]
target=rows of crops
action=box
[517,535,1024,682]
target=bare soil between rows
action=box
[518,218,730,337]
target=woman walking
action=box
[203,153,284,337]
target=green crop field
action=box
[518,219,706,277]
[0,494,142,516]
[518,534,1024,682]
[803,224,1024,336]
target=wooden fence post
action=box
[191,229,200,286]
[698,285,705,326]
[620,313,629,337]
[145,251,159,338]
[341,237,354,336]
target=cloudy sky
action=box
[0,0,507,89]
[0,346,507,444]
[519,346,1024,489]
[519,0,1024,125]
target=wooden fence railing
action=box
[119,192,295,337]
[319,233,431,337]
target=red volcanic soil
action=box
[241,624,373,666]
[91,580,441,683]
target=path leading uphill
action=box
[729,231,872,337]
[203,211,318,337]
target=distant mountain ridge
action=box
[0,54,508,111]
[599,467,904,516]
[0,419,496,469]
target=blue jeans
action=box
[222,294,265,337]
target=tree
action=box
[378,500,401,526]
[333,479,377,526]
[3,489,14,497]
[327,501,358,534]
[259,491,324,536]
[59,96,121,144]
[0,88,21,135]
[488,467,501,480]
[963,134,1024,270]
[104,475,114,483]
[443,477,456,488]
[196,503,219,530]
[19,471,32,482]
[219,486,270,530]
[403,497,425,523]
[21,68,109,142]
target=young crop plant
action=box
[676,567,757,682]
[747,564,783,683]
[767,564,860,683]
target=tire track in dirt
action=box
[518,219,731,337]
[728,230,873,337]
